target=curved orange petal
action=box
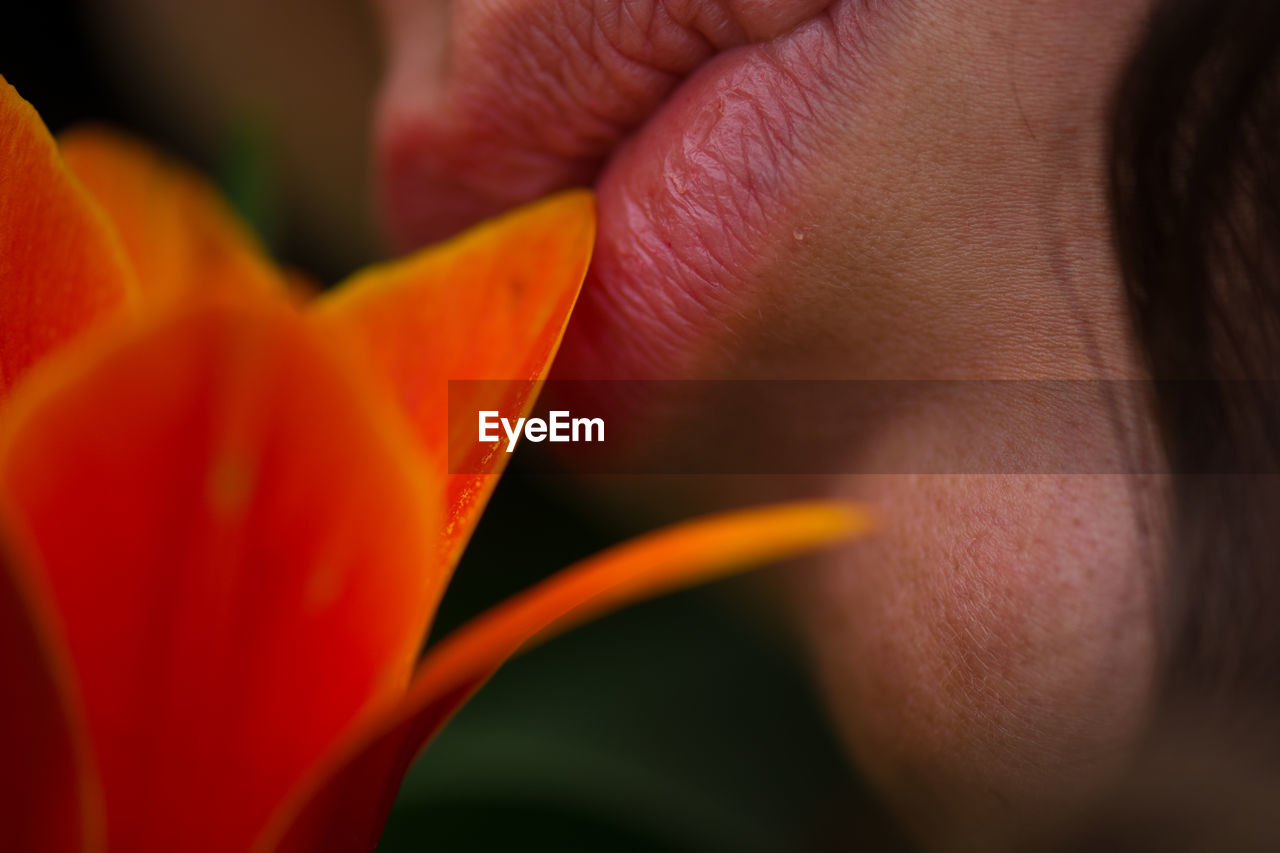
[310,190,595,579]
[58,127,285,306]
[0,76,137,396]
[257,502,872,853]
[0,516,103,853]
[0,295,440,852]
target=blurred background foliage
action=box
[2,3,912,849]
[394,472,909,852]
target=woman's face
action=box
[89,0,1164,844]
[375,0,1163,846]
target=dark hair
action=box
[1080,0,1280,844]
[1111,0,1280,721]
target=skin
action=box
[374,1,1163,848]
[87,0,1164,846]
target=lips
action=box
[377,3,861,385]
[555,51,816,382]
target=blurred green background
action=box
[387,471,908,852]
[1,4,912,849]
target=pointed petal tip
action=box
[257,499,870,853]
[758,499,878,543]
[310,187,597,584]
[56,125,286,306]
[0,76,139,396]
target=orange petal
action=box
[310,190,594,579]
[58,127,285,306]
[257,502,872,853]
[0,295,440,852]
[0,77,137,396]
[0,516,103,853]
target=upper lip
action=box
[377,3,865,390]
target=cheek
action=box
[726,0,1155,384]
[790,470,1159,848]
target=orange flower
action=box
[0,77,871,853]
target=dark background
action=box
[1,4,911,849]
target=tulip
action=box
[0,77,869,852]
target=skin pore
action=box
[86,0,1166,846]
[374,1,1164,847]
